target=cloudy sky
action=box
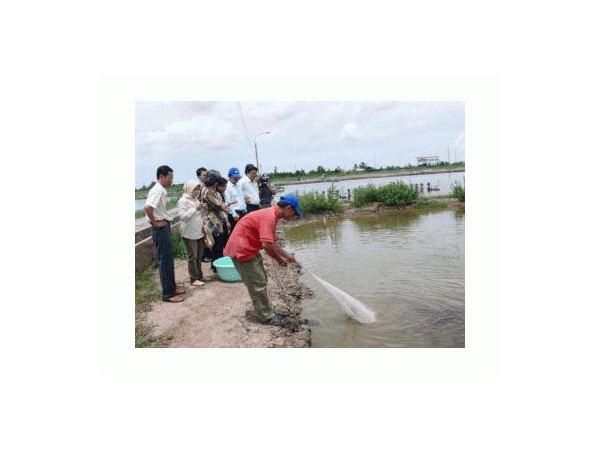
[135,101,465,188]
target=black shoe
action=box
[265,314,298,327]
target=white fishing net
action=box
[309,272,376,324]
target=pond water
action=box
[278,171,465,201]
[134,172,465,211]
[284,208,465,348]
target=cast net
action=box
[308,271,376,324]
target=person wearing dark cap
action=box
[239,163,260,212]
[224,194,303,326]
[258,173,277,208]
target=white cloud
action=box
[340,122,359,140]
[136,101,465,187]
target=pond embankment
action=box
[137,198,464,348]
[135,167,465,200]
[274,167,465,186]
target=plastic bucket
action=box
[212,256,243,282]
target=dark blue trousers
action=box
[151,222,176,299]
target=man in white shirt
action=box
[225,167,247,224]
[239,163,260,212]
[144,165,186,302]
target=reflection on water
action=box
[285,209,465,348]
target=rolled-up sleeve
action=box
[258,214,277,244]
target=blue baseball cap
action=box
[280,194,303,217]
[228,167,241,178]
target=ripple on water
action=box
[287,209,465,347]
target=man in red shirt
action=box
[224,194,303,326]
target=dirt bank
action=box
[139,199,464,348]
[142,241,313,348]
[273,167,465,186]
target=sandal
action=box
[175,287,186,295]
[163,295,184,303]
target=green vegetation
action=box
[351,181,419,207]
[136,182,184,199]
[135,197,179,219]
[296,184,342,214]
[135,266,172,348]
[414,197,454,212]
[269,161,465,183]
[135,229,187,348]
[135,162,465,196]
[451,181,465,202]
[171,226,188,259]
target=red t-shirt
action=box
[224,206,280,261]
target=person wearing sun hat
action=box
[224,194,303,326]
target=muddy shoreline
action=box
[140,199,464,348]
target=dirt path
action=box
[140,200,464,348]
[143,238,312,348]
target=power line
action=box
[236,101,254,153]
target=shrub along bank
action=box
[351,181,419,207]
[451,181,465,201]
[295,184,343,214]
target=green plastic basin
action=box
[212,256,243,282]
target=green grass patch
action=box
[269,161,465,183]
[296,184,343,214]
[134,229,186,348]
[451,181,465,201]
[135,198,179,219]
[171,226,188,259]
[136,183,184,198]
[135,266,173,348]
[416,197,448,208]
[351,181,419,207]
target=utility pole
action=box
[254,131,271,174]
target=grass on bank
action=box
[135,230,187,348]
[296,184,343,214]
[135,266,172,348]
[134,162,466,196]
[135,197,179,219]
[269,161,466,183]
[351,181,419,207]
[451,181,465,202]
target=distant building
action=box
[416,156,439,166]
